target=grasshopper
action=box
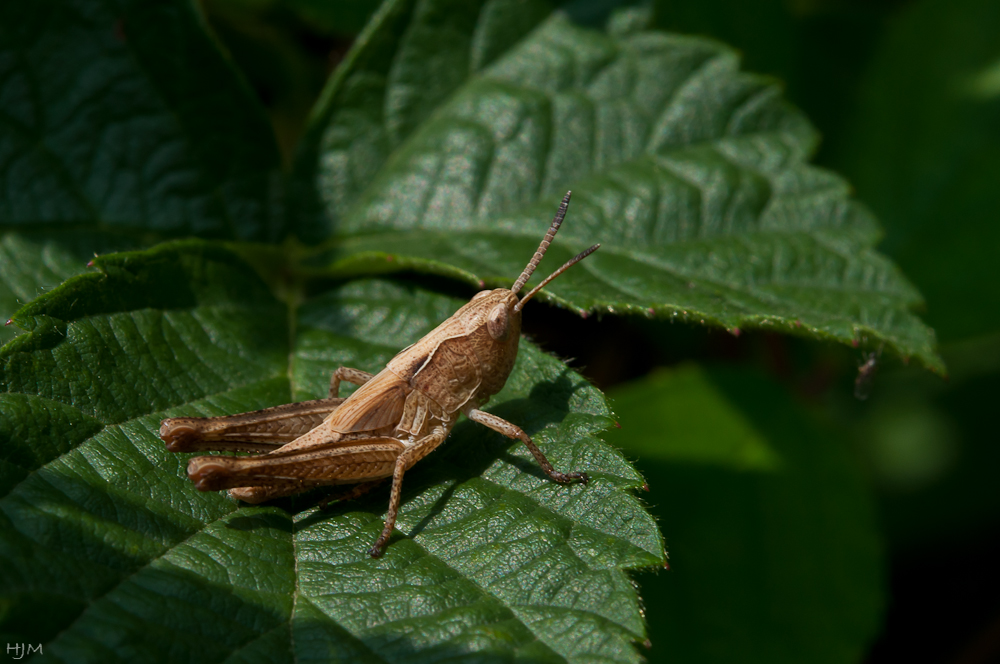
[161,192,599,557]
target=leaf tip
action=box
[4,318,12,326]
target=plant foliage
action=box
[0,0,941,661]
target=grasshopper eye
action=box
[487,303,509,340]
[472,290,491,300]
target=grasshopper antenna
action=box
[512,191,573,295]
[514,243,599,311]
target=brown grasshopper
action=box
[160,191,599,557]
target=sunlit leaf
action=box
[302,11,942,372]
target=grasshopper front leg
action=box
[465,409,589,485]
[329,367,374,398]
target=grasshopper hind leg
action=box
[161,363,375,454]
[160,397,345,453]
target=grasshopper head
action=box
[462,192,599,397]
[467,288,521,343]
[470,190,600,337]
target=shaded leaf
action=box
[0,0,289,346]
[0,242,661,662]
[652,0,796,81]
[604,365,884,663]
[0,0,282,241]
[286,0,393,37]
[0,231,140,345]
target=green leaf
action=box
[0,232,141,345]
[604,365,884,663]
[292,0,557,240]
[304,12,942,372]
[0,0,282,241]
[0,242,661,662]
[0,0,290,343]
[837,0,1000,344]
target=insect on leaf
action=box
[0,242,662,662]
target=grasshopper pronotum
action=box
[161,191,599,557]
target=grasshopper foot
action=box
[369,537,388,558]
[369,521,395,558]
[551,470,589,484]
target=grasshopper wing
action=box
[325,368,409,434]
